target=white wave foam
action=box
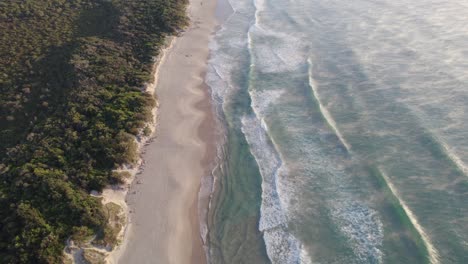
[248,26,305,73]
[250,89,284,117]
[263,226,301,264]
[436,136,468,177]
[207,0,304,262]
[253,0,266,12]
[241,115,286,230]
[307,58,352,152]
[247,0,305,73]
[379,167,441,264]
[242,114,302,263]
[241,87,303,263]
[206,63,230,106]
[331,201,384,263]
[225,0,252,12]
[299,245,314,264]
[402,103,468,179]
[205,0,253,110]
[206,20,249,106]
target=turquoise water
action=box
[206,0,468,263]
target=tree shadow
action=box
[75,1,121,40]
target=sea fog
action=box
[205,0,468,263]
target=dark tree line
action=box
[0,0,188,263]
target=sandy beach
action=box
[116,0,218,263]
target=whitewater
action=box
[205,0,468,263]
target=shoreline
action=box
[117,0,218,263]
[200,0,234,260]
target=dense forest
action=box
[0,0,188,262]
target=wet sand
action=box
[117,0,218,263]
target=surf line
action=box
[379,167,441,264]
[438,136,468,177]
[307,58,352,152]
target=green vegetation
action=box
[0,0,188,263]
[82,249,106,264]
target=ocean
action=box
[205,0,468,263]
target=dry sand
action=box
[64,32,177,264]
[117,0,218,263]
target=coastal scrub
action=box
[0,0,188,262]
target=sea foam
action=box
[330,201,384,263]
[241,88,303,263]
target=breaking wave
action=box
[378,167,440,264]
[307,58,352,152]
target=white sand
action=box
[63,31,178,264]
[116,0,218,263]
